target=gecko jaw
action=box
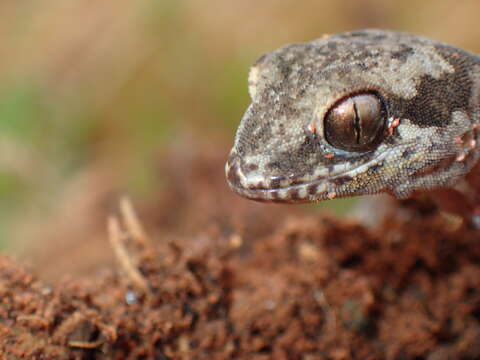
[226,156,341,203]
[226,151,385,203]
[225,142,421,203]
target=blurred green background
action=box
[1,0,480,251]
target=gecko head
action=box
[226,29,479,203]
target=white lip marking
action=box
[298,187,307,199]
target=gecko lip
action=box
[225,144,410,203]
[225,154,330,203]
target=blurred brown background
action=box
[1,0,479,262]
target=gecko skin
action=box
[225,29,480,210]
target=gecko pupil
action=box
[324,93,385,152]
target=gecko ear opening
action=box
[324,92,386,152]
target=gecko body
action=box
[225,30,480,212]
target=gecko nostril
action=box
[244,163,258,172]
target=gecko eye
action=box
[324,93,386,152]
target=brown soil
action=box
[2,143,480,360]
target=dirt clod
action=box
[1,145,480,359]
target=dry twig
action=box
[107,197,152,294]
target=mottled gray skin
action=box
[226,29,480,204]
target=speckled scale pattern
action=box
[226,29,480,204]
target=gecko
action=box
[225,29,480,219]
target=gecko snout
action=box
[225,152,318,203]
